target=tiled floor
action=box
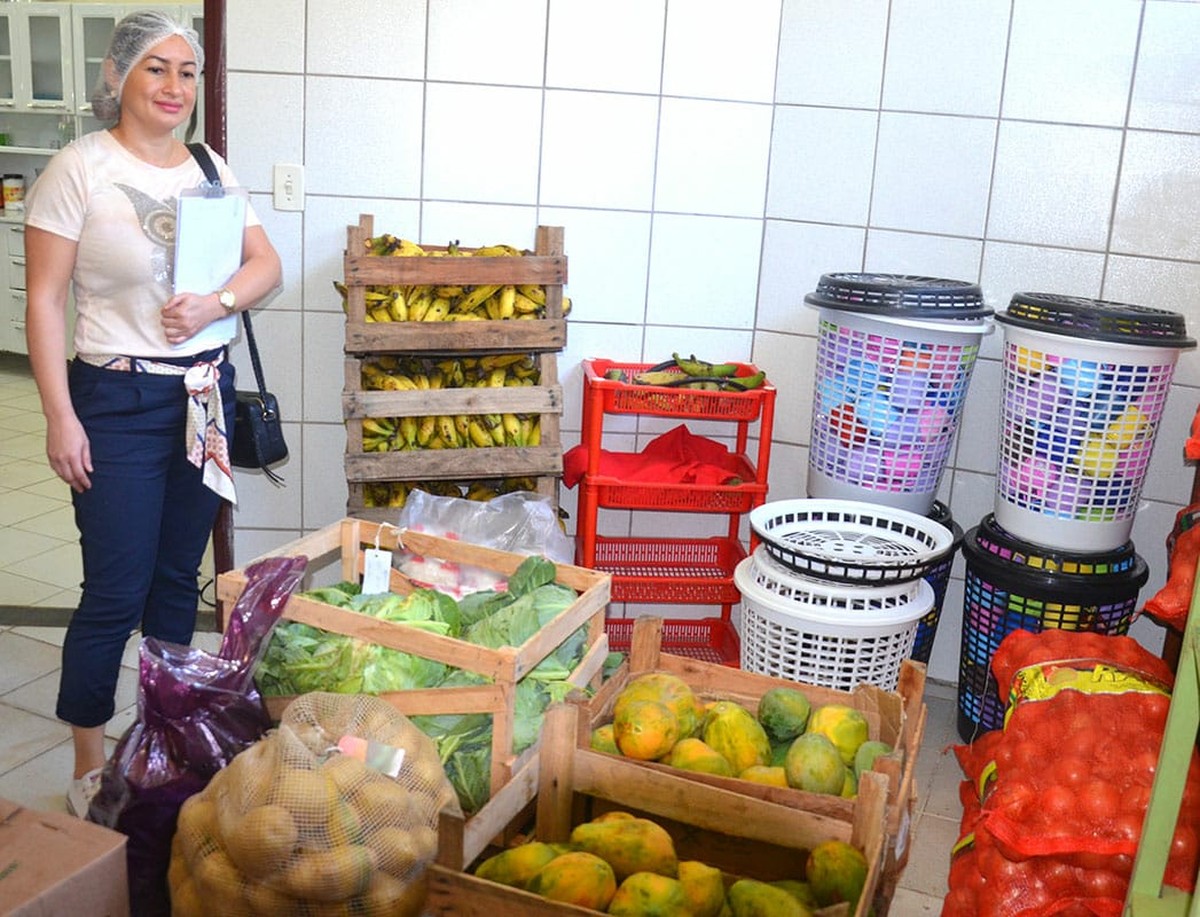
[0,352,963,911]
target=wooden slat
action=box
[346,320,566,354]
[344,445,563,482]
[343,384,563,419]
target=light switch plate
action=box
[272,163,304,211]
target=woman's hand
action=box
[160,291,223,345]
[47,413,92,492]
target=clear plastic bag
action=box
[89,555,307,917]
[395,489,573,597]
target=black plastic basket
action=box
[804,272,992,322]
[909,501,963,665]
[999,292,1195,348]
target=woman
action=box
[23,10,281,817]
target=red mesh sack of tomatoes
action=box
[943,821,1127,917]
[980,689,1200,892]
[991,629,1174,700]
[954,728,1006,802]
[1144,503,1200,632]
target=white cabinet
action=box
[3,223,24,354]
[0,4,74,115]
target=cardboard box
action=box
[0,798,128,917]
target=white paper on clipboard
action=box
[172,186,248,351]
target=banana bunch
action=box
[361,353,541,390]
[361,476,542,509]
[360,412,542,452]
[335,235,573,321]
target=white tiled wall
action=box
[224,0,1200,683]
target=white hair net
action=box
[91,10,204,123]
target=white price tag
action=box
[361,547,392,595]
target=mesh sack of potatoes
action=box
[170,691,459,917]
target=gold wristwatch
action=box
[217,288,237,312]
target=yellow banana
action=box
[450,312,485,321]
[423,297,452,322]
[524,417,540,446]
[435,285,464,299]
[501,413,523,446]
[428,371,445,390]
[391,238,425,257]
[512,291,541,314]
[517,284,546,305]
[412,373,430,390]
[487,367,507,388]
[455,284,502,314]
[368,305,393,323]
[467,420,493,448]
[361,417,396,437]
[380,373,418,391]
[471,244,519,257]
[497,285,516,319]
[454,414,471,439]
[466,482,499,501]
[386,290,408,321]
[399,416,419,449]
[416,415,437,446]
[479,353,525,370]
[484,414,506,445]
[562,296,572,316]
[437,415,460,447]
[408,291,432,322]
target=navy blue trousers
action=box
[56,353,235,728]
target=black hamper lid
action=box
[998,292,1195,348]
[804,272,993,322]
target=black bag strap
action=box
[185,143,272,415]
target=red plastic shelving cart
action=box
[575,359,776,664]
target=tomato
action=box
[1112,810,1145,845]
[1052,755,1090,787]
[1078,867,1127,900]
[1124,783,1152,814]
[1039,784,1078,822]
[1037,857,1081,895]
[1170,824,1199,868]
[1011,739,1042,772]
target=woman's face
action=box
[118,35,198,133]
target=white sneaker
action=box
[65,768,103,819]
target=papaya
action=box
[738,765,789,788]
[841,768,858,798]
[784,733,846,795]
[613,673,703,738]
[703,702,771,774]
[608,871,692,916]
[757,687,812,743]
[769,740,790,768]
[613,698,681,760]
[806,704,870,766]
[591,723,620,755]
[854,740,894,779]
[664,737,735,777]
[678,859,727,917]
[806,839,869,909]
[474,841,561,889]
[526,851,617,910]
[728,878,809,916]
[569,815,678,880]
[771,879,818,909]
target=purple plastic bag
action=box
[89,555,307,917]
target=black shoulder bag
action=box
[186,143,288,484]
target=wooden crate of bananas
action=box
[340,214,569,521]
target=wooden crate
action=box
[580,616,927,902]
[341,215,567,521]
[214,518,612,797]
[426,703,888,917]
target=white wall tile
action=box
[980,242,1106,315]
[233,454,302,528]
[767,106,877,224]
[427,0,547,86]
[751,329,815,445]
[304,77,423,198]
[546,0,665,94]
[540,91,659,211]
[559,323,646,442]
[302,423,349,528]
[254,204,303,310]
[641,327,753,371]
[864,231,983,283]
[654,99,773,218]
[231,528,304,569]
[987,121,1122,250]
[1111,131,1200,262]
[764,441,808,502]
[1002,0,1140,126]
[419,203,539,253]
[662,0,781,103]
[1141,384,1199,505]
[227,0,304,74]
[423,84,541,205]
[537,207,653,327]
[301,311,347,425]
[225,73,304,193]
[871,113,996,237]
[1129,2,1200,132]
[776,0,887,109]
[300,197,422,312]
[757,220,864,335]
[952,359,1002,475]
[882,0,1009,117]
[645,214,762,328]
[307,0,425,80]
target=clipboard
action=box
[172,185,248,351]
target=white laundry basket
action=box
[736,548,933,692]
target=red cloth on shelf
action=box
[563,424,740,489]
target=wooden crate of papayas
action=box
[425,702,888,917]
[577,616,926,901]
[340,214,568,354]
[214,518,612,809]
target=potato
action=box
[366,825,423,877]
[359,870,427,917]
[271,845,376,902]
[269,767,338,832]
[192,848,247,909]
[223,804,298,878]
